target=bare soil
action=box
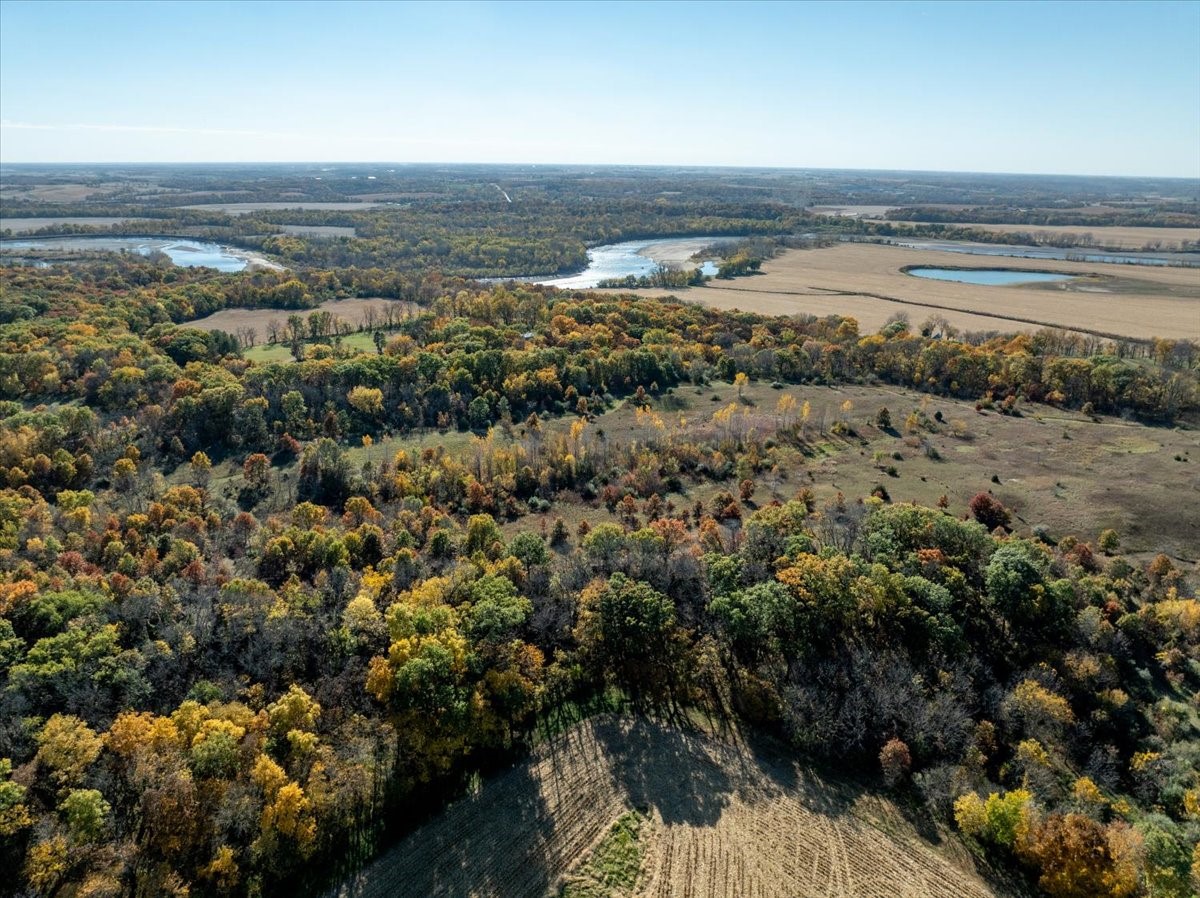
[332,717,1006,898]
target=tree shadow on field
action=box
[594,716,736,827]
[741,728,868,821]
[335,759,558,898]
[588,714,886,835]
[892,788,944,844]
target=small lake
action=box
[532,237,732,289]
[906,267,1076,286]
[0,236,250,272]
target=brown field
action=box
[352,191,441,201]
[875,221,1200,251]
[0,216,144,233]
[333,717,1005,898]
[178,201,386,215]
[0,182,130,203]
[183,296,414,342]
[630,243,1200,340]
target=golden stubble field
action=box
[632,244,1200,340]
[334,717,1004,898]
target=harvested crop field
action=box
[631,243,1200,340]
[333,717,1006,898]
[0,182,129,202]
[183,296,414,341]
[178,201,386,215]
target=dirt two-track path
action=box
[331,716,1009,898]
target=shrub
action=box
[879,738,911,786]
[955,789,1033,849]
[969,492,1011,530]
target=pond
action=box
[531,237,733,289]
[906,267,1077,286]
[0,236,254,272]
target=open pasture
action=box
[343,378,1198,566]
[681,381,1195,563]
[183,296,415,343]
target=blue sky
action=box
[1,0,1197,176]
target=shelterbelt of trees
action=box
[0,257,1198,897]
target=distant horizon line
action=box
[1,160,1198,182]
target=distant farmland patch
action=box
[0,182,129,202]
[178,201,388,215]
